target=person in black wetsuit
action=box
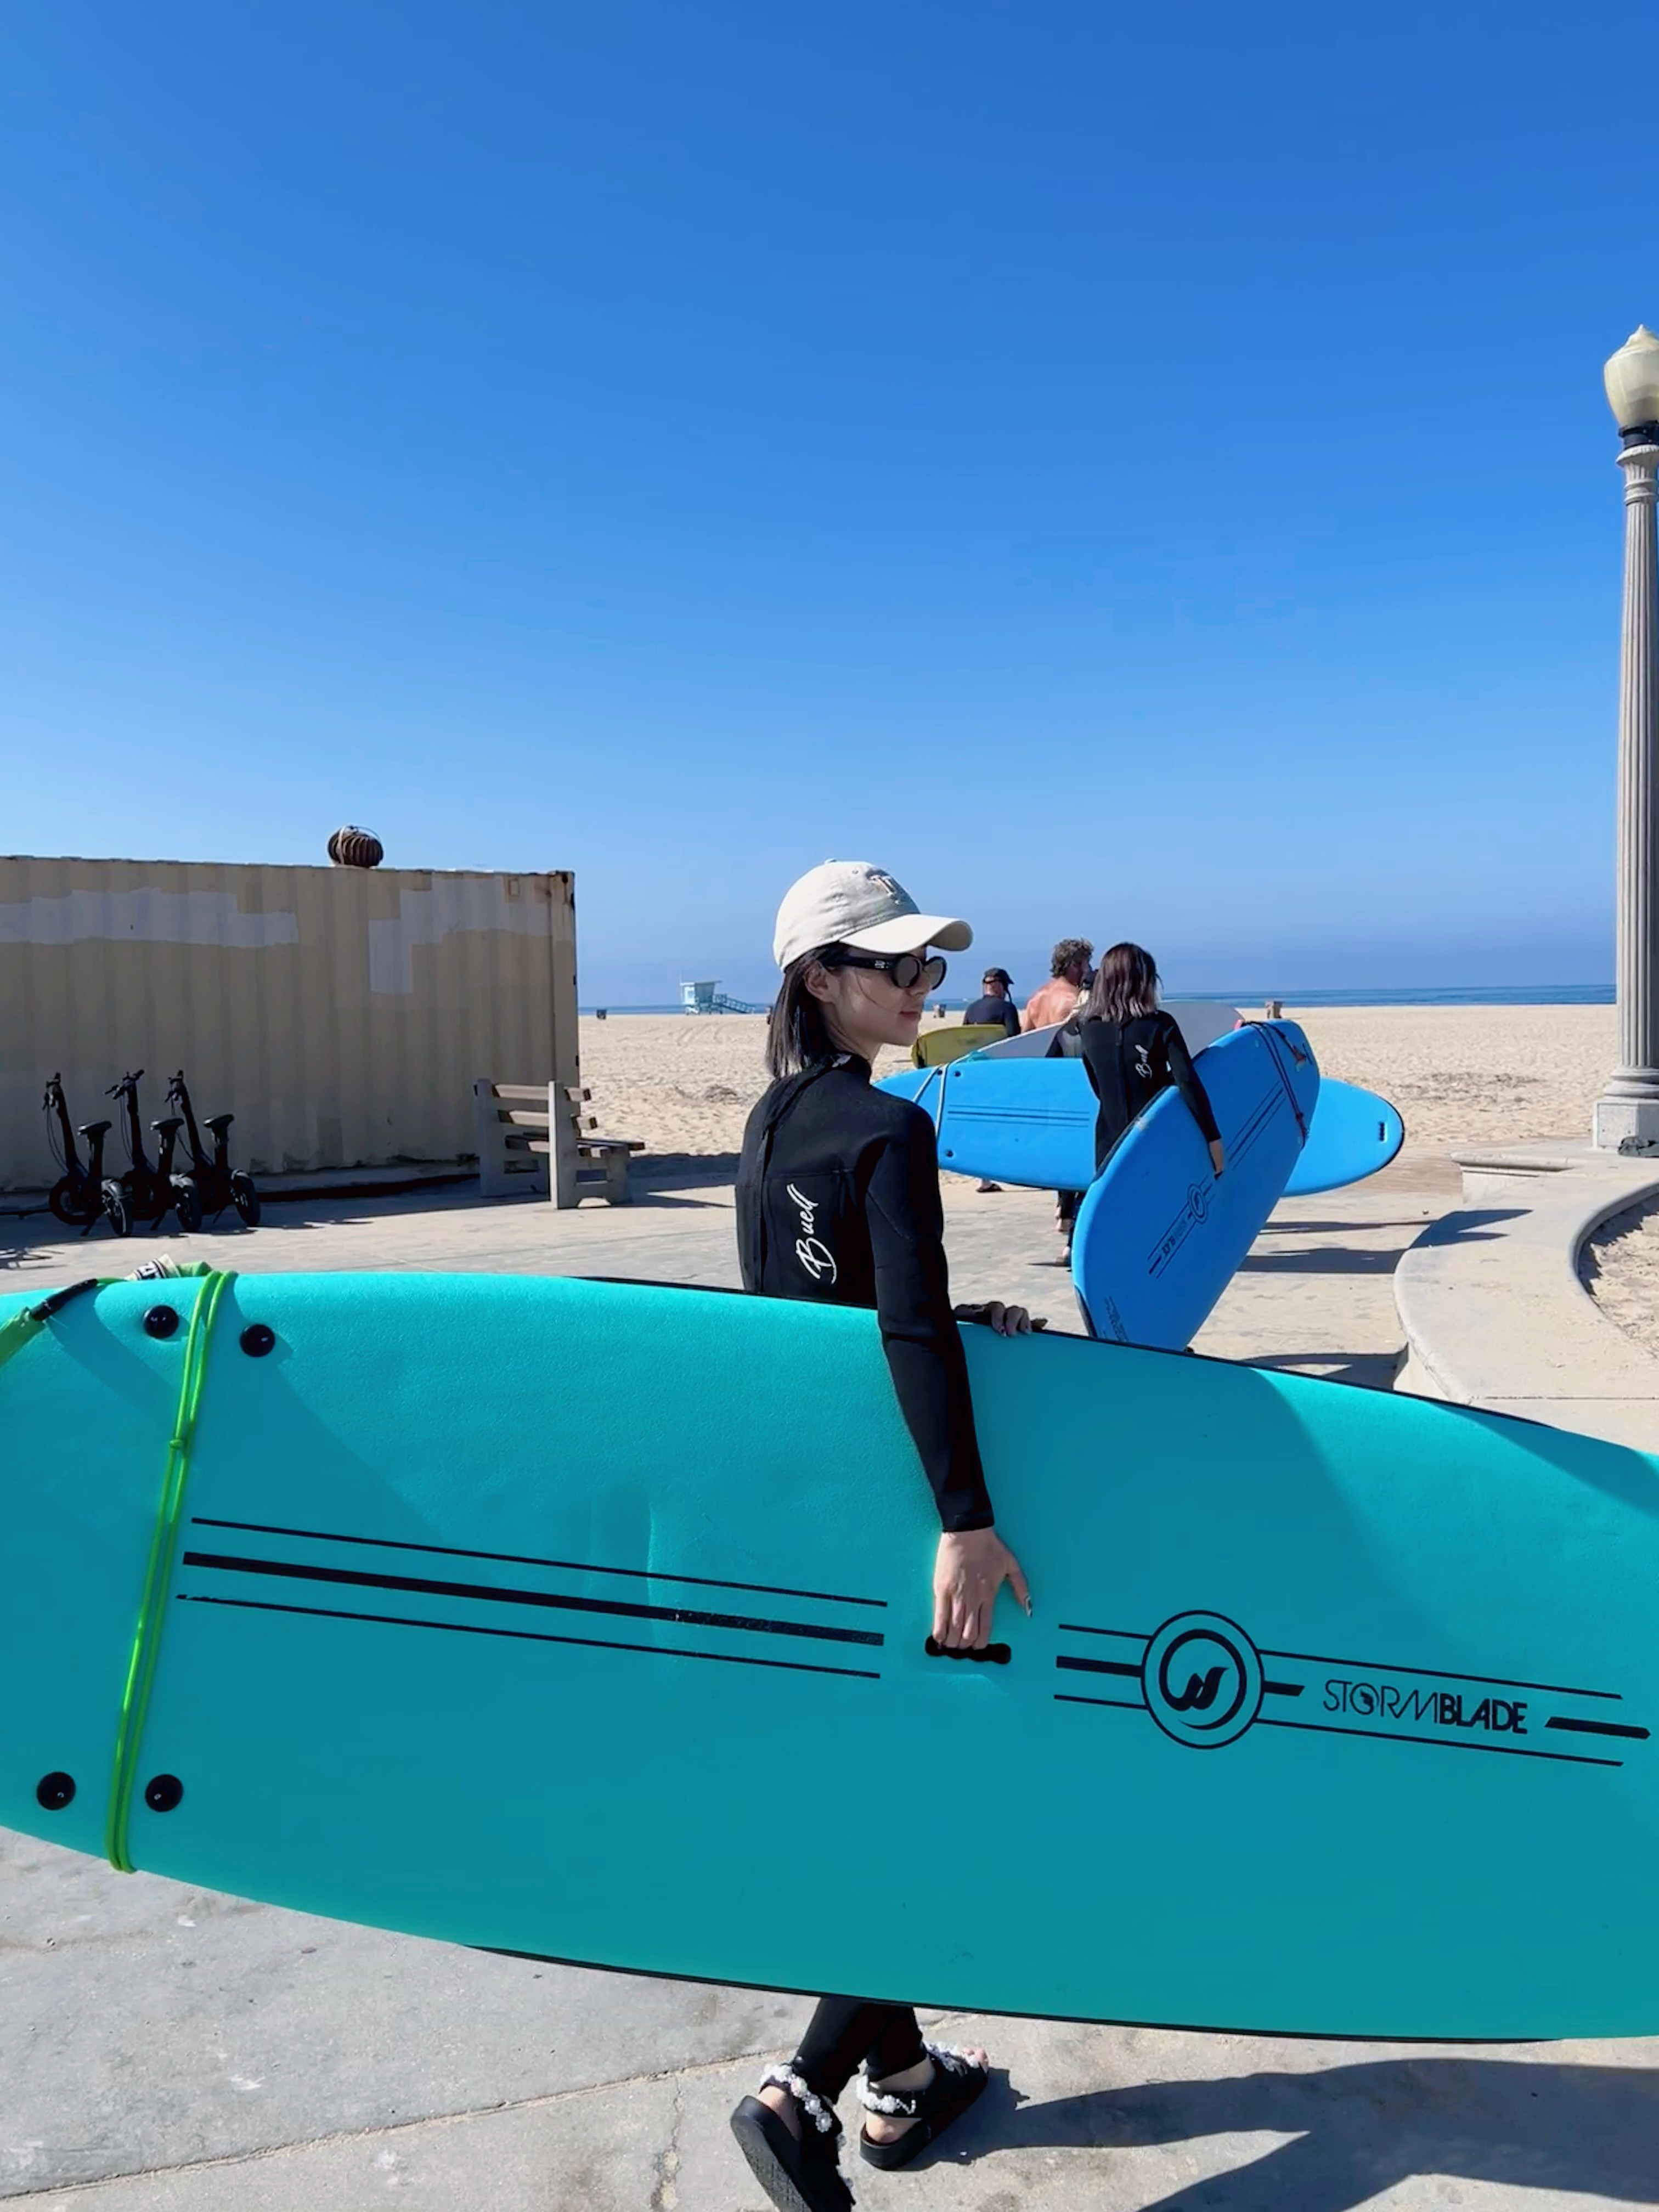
[961,967,1021,1037]
[1056,940,1226,1180]
[728,860,1035,2212]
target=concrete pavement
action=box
[9,1156,1659,2210]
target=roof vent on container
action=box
[327,826,384,868]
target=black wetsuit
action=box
[962,992,1022,1037]
[735,1053,993,1532]
[1064,1010,1222,1171]
[736,1051,998,2104]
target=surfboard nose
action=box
[0,1280,220,1863]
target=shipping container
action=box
[0,855,579,1191]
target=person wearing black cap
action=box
[727,860,1034,2212]
[962,967,1021,1038]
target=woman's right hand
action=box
[1208,1138,1226,1176]
[933,1527,1031,1650]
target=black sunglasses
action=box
[822,949,948,992]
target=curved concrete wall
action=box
[1395,1144,1659,1449]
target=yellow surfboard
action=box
[912,1023,1008,1068]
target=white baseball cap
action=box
[772,860,973,970]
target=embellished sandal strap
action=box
[856,2077,921,2118]
[924,2040,982,2076]
[859,2039,985,2116]
[760,2066,842,2138]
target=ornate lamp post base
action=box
[1593,1081,1659,1153]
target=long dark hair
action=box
[1086,942,1160,1023]
[765,947,841,1078]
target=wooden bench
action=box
[473,1080,645,1207]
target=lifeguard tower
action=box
[680,978,767,1015]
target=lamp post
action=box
[1594,326,1659,1150]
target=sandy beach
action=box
[1583,1192,1659,1353]
[577,1002,1617,1165]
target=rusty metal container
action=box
[0,856,579,1190]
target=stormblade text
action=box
[1324,1679,1528,1733]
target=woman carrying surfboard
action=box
[729,860,1031,2212]
[1060,940,1226,1180]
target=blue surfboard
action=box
[1071,1021,1319,1348]
[883,1058,1094,1188]
[881,1060,1398,1199]
[3,1265,1659,2040]
[1284,1079,1404,1195]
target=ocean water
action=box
[1173,985,1615,1009]
[584,985,1615,1014]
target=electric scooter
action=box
[150,1113,204,1233]
[42,1075,112,1231]
[167,1070,261,1226]
[102,1071,202,1237]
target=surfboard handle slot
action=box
[26,1278,100,1324]
[924,1636,1011,1666]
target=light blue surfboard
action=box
[1071,1021,1319,1348]
[1,1267,1657,2039]
[1285,1079,1404,1195]
[882,1058,1094,1188]
[880,1060,1399,1199]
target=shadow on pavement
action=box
[1413,1208,1531,1246]
[1238,1247,1410,1277]
[1260,1219,1443,1237]
[946,2055,1659,2208]
[1247,1350,1402,1390]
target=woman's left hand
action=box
[956,1300,1037,1335]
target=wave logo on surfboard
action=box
[1144,1612,1264,1749]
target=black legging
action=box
[794,1999,926,2100]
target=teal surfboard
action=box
[2,1270,1657,2038]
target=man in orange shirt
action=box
[1022,938,1093,1033]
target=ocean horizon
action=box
[583,984,1617,1015]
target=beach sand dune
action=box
[576,1004,1616,1166]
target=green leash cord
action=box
[0,1264,215,1379]
[0,1278,102,1374]
[105,1268,235,1874]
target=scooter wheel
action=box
[231,1174,261,1228]
[172,1180,204,1234]
[49,1177,98,1227]
[103,1187,133,1239]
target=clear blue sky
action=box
[0,3,1639,1002]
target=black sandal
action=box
[856,2040,990,2169]
[730,2067,855,2212]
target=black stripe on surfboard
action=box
[178,1595,881,1680]
[179,1552,885,1648]
[188,1518,884,1611]
[1545,1715,1651,1740]
[1057,1625,1621,1710]
[1260,1649,1622,1702]
[1053,1657,1299,1696]
[1254,1714,1624,1767]
[1056,1695,1624,1765]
